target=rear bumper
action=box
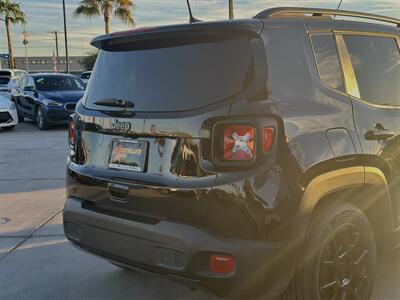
[63,197,280,298]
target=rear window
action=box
[311,34,345,92]
[34,76,86,91]
[84,37,258,112]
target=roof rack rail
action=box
[254,7,400,28]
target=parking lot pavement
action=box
[0,121,399,299]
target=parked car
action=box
[80,71,91,84]
[15,73,85,129]
[0,69,27,100]
[63,7,400,300]
[0,94,18,130]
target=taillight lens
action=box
[223,125,255,161]
[68,118,75,148]
[210,254,236,274]
[263,127,275,153]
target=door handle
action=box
[365,129,395,141]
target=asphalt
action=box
[0,121,399,300]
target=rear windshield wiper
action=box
[94,98,135,108]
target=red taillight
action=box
[210,254,235,274]
[68,118,75,148]
[223,125,255,161]
[263,127,275,153]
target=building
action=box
[0,55,85,74]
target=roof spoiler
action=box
[90,20,263,50]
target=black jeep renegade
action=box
[64,7,400,300]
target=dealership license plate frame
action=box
[109,138,148,172]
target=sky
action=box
[0,0,399,57]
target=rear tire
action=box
[16,106,24,122]
[281,202,377,300]
[36,106,48,130]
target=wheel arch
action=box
[35,103,42,113]
[298,166,392,251]
[277,166,391,296]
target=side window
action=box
[311,34,345,92]
[343,35,400,106]
[26,77,35,89]
[20,76,27,89]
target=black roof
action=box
[90,7,399,51]
[254,7,400,28]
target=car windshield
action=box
[0,71,12,77]
[34,76,85,91]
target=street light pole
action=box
[229,0,234,20]
[62,0,69,73]
[49,31,60,72]
[23,30,29,72]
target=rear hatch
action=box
[68,20,267,225]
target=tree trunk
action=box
[229,0,234,20]
[104,13,110,34]
[5,18,15,69]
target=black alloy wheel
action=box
[319,223,372,299]
[36,106,48,130]
[281,202,377,300]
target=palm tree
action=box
[74,0,134,34]
[0,0,26,69]
[229,0,234,19]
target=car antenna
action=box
[336,0,344,11]
[186,0,201,23]
[333,0,344,21]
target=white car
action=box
[0,95,18,130]
[0,69,27,100]
[80,71,91,85]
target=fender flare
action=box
[297,166,391,239]
[276,166,391,294]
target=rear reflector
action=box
[263,127,275,153]
[223,125,255,161]
[210,254,235,274]
[68,117,75,148]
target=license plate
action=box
[109,139,147,172]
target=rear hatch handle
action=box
[108,182,129,203]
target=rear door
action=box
[336,33,400,233]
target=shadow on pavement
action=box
[0,180,65,195]
[0,231,215,300]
